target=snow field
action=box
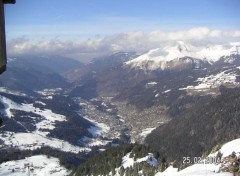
[0,155,70,176]
[0,132,90,153]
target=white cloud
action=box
[7,27,240,61]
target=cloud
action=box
[7,27,240,60]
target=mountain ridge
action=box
[125,42,240,71]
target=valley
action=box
[0,43,240,175]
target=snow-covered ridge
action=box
[155,138,240,176]
[125,42,240,71]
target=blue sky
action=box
[5,0,240,60]
[5,0,240,40]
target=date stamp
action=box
[183,156,221,164]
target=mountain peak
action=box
[125,42,239,71]
[176,41,191,52]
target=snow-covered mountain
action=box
[125,42,240,71]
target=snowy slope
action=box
[0,94,91,153]
[0,132,90,153]
[0,95,66,133]
[125,42,240,71]
[156,165,232,176]
[78,115,112,147]
[0,87,26,97]
[155,138,240,176]
[0,155,70,176]
[179,68,240,94]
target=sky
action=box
[4,0,240,60]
